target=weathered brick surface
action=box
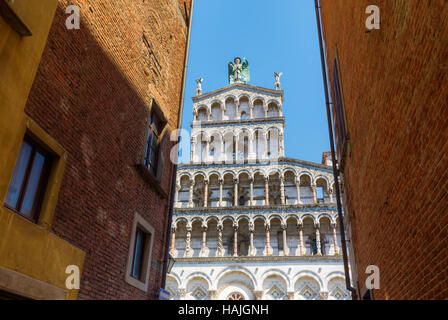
[320,0,448,299]
[24,0,190,299]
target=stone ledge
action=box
[174,255,343,263]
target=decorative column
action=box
[185,224,192,257]
[169,225,176,256]
[264,133,268,159]
[188,180,194,208]
[265,222,272,256]
[264,177,270,205]
[217,222,223,257]
[221,105,225,120]
[234,135,239,163]
[311,184,318,204]
[332,223,340,255]
[281,222,288,256]
[190,138,195,163]
[218,179,223,207]
[280,176,285,205]
[205,139,210,163]
[233,178,238,206]
[298,223,305,255]
[329,188,334,203]
[233,222,239,257]
[177,289,186,300]
[220,139,225,163]
[249,104,254,119]
[315,223,322,255]
[295,178,302,204]
[249,221,255,256]
[174,183,181,208]
[201,224,208,257]
[203,180,209,208]
[235,102,240,119]
[249,178,254,206]
[279,132,285,157]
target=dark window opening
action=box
[144,109,165,176]
[4,135,52,222]
[131,227,150,280]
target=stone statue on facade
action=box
[274,72,283,90]
[228,57,250,84]
[195,77,203,96]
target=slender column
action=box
[233,223,238,257]
[312,184,318,204]
[249,221,255,256]
[264,133,268,159]
[188,180,194,208]
[220,139,225,163]
[249,178,254,206]
[280,176,285,205]
[205,139,210,163]
[217,223,223,257]
[329,188,334,203]
[234,136,239,163]
[279,132,285,157]
[185,224,192,257]
[315,224,322,255]
[264,177,270,205]
[221,105,225,120]
[249,104,253,119]
[169,225,176,256]
[190,138,195,163]
[235,102,240,119]
[281,222,288,256]
[233,178,238,206]
[298,223,305,255]
[332,223,340,255]
[265,223,272,256]
[201,225,208,257]
[295,178,302,204]
[218,179,223,207]
[174,184,180,208]
[203,180,209,208]
[263,106,268,118]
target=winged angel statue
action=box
[228,57,250,84]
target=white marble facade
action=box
[167,82,350,300]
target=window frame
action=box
[125,213,155,292]
[4,134,53,222]
[331,52,350,170]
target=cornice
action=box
[177,157,333,172]
[190,117,285,128]
[192,83,284,103]
[174,255,343,263]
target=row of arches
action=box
[194,96,282,122]
[170,215,341,258]
[175,169,335,208]
[190,127,284,163]
[166,268,350,300]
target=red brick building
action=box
[319,0,448,299]
[18,0,192,299]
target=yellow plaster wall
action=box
[0,0,85,299]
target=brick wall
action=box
[320,0,448,299]
[24,0,190,299]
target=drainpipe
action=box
[160,0,195,294]
[314,0,358,299]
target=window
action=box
[5,135,52,221]
[332,58,349,166]
[131,227,150,280]
[125,213,155,292]
[143,109,164,176]
[316,186,324,203]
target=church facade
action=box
[165,61,350,300]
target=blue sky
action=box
[180,0,329,164]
